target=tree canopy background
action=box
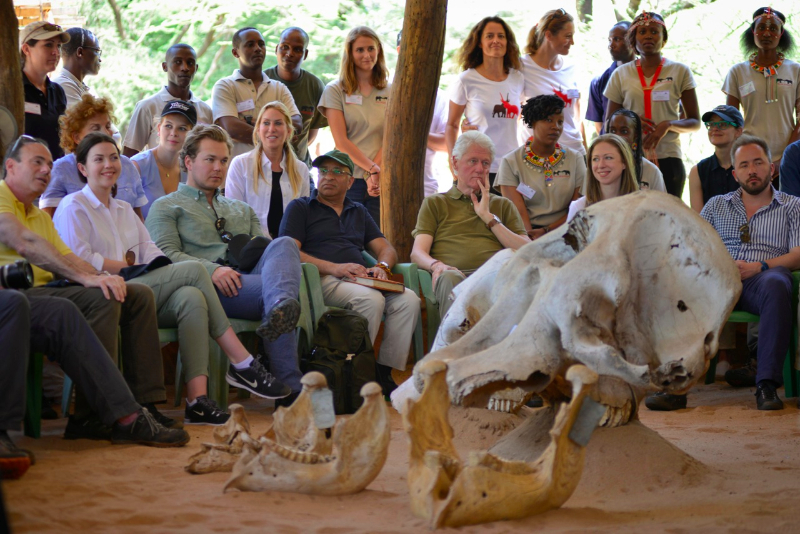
[78,0,798,199]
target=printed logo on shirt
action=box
[553,170,571,177]
[300,105,315,116]
[552,87,573,107]
[492,93,519,119]
[656,76,674,84]
[777,78,793,86]
[376,95,389,104]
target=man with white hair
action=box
[410,131,527,317]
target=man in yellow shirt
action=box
[0,136,178,439]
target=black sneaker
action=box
[644,392,688,411]
[274,391,300,410]
[755,382,783,410]
[725,360,757,388]
[184,396,230,426]
[226,358,291,399]
[142,403,183,429]
[257,298,301,342]
[375,363,397,397]
[0,431,32,480]
[64,413,113,441]
[111,408,190,447]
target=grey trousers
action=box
[25,283,166,414]
[434,270,467,319]
[0,290,139,431]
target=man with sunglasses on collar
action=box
[146,125,303,402]
[700,134,800,411]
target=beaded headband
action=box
[630,11,666,32]
[755,7,779,20]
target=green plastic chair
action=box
[705,271,800,398]
[417,269,441,352]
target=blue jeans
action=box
[736,266,793,385]
[346,178,381,229]
[215,237,303,392]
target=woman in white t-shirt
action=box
[319,26,389,227]
[567,134,639,222]
[446,16,524,191]
[520,9,585,155]
[496,94,585,239]
[226,101,310,238]
[606,108,666,192]
[723,7,800,173]
[605,11,700,198]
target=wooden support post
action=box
[0,0,24,159]
[381,0,448,261]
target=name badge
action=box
[566,89,580,99]
[345,94,363,105]
[740,81,756,97]
[24,102,42,115]
[652,90,670,102]
[236,99,255,113]
[516,183,536,199]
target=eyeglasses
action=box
[81,46,102,56]
[124,241,154,266]
[704,121,737,130]
[317,167,352,177]
[739,223,751,244]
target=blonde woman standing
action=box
[226,101,310,237]
[319,26,390,227]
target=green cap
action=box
[312,149,355,175]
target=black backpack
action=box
[301,308,377,414]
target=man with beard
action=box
[212,27,301,158]
[585,21,634,135]
[122,44,213,157]
[701,135,800,410]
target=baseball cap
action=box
[702,105,744,127]
[161,100,197,126]
[19,21,70,48]
[312,149,355,175]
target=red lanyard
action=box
[635,58,665,120]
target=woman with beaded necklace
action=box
[496,94,585,239]
[723,7,798,177]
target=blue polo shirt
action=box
[585,61,620,132]
[279,191,383,266]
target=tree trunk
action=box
[576,0,592,23]
[0,0,24,159]
[381,0,448,261]
[107,0,127,40]
[197,14,226,59]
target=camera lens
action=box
[0,260,34,290]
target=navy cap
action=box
[161,100,197,126]
[702,105,744,127]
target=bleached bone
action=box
[185,403,253,474]
[264,372,334,455]
[404,360,603,528]
[223,382,390,495]
[414,192,741,423]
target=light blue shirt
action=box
[41,153,147,210]
[130,148,187,219]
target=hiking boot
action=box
[0,431,32,480]
[257,298,301,342]
[64,413,113,441]
[184,396,230,426]
[755,382,783,411]
[111,408,190,447]
[142,403,183,429]
[725,360,757,388]
[226,358,291,399]
[644,392,688,411]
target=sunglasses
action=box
[10,134,37,153]
[124,241,155,266]
[739,223,751,244]
[704,121,737,130]
[215,217,233,244]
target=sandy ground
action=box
[4,382,800,534]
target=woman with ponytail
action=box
[520,9,585,155]
[226,101,310,238]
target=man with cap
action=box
[265,27,328,168]
[585,21,635,135]
[122,44,213,157]
[280,149,421,394]
[146,124,303,404]
[212,27,301,159]
[687,105,745,212]
[19,21,70,160]
[130,100,196,219]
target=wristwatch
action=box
[376,261,392,276]
[486,214,501,230]
[760,261,770,272]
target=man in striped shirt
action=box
[700,135,800,410]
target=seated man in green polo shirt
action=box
[410,131,529,317]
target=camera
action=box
[0,260,34,290]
